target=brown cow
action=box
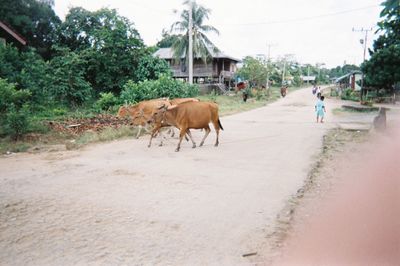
[117,98,170,139]
[145,98,198,147]
[149,101,223,152]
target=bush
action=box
[5,106,30,140]
[120,75,199,103]
[0,78,31,113]
[94,92,119,111]
[341,88,359,101]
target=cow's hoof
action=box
[175,148,180,152]
[192,144,196,149]
[147,145,151,148]
[199,142,204,147]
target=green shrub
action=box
[5,106,30,140]
[0,78,31,113]
[341,88,359,101]
[95,92,119,111]
[120,75,199,103]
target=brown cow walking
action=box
[149,101,223,152]
[117,98,170,140]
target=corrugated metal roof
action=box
[301,75,316,81]
[334,71,362,83]
[153,47,240,62]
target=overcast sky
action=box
[54,0,383,68]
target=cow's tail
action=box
[218,119,224,130]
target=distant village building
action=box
[0,20,27,48]
[153,48,240,88]
[301,75,316,84]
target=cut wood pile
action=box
[48,114,132,135]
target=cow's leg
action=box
[169,127,175,138]
[148,126,160,148]
[212,121,220,147]
[176,127,187,152]
[135,125,142,139]
[158,128,166,146]
[199,126,211,147]
[185,129,196,148]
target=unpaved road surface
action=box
[0,88,367,265]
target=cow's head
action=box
[147,104,176,125]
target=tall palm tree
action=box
[170,0,220,64]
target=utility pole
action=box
[188,2,193,84]
[265,42,276,94]
[352,27,372,101]
[282,60,286,85]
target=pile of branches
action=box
[48,114,132,135]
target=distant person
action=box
[312,85,317,95]
[315,96,326,123]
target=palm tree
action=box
[170,0,220,64]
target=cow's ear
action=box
[167,105,178,110]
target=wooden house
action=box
[153,48,240,87]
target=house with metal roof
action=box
[335,71,362,91]
[153,47,240,87]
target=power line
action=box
[222,5,379,27]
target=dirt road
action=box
[0,88,363,265]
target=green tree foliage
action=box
[47,47,92,106]
[135,54,172,82]
[58,8,146,94]
[120,75,198,103]
[0,0,61,59]
[362,45,400,89]
[328,64,360,78]
[361,0,400,89]
[0,78,31,139]
[156,30,181,48]
[170,0,220,62]
[94,92,119,111]
[0,45,49,105]
[237,57,268,87]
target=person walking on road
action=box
[315,95,326,123]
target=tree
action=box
[47,47,92,106]
[361,0,400,90]
[135,54,172,82]
[0,0,61,59]
[236,57,268,87]
[0,45,50,105]
[58,8,147,94]
[156,30,181,48]
[170,0,219,63]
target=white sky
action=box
[54,0,383,68]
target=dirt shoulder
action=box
[264,111,400,265]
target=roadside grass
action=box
[199,86,283,116]
[1,86,303,154]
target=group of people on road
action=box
[312,85,326,123]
